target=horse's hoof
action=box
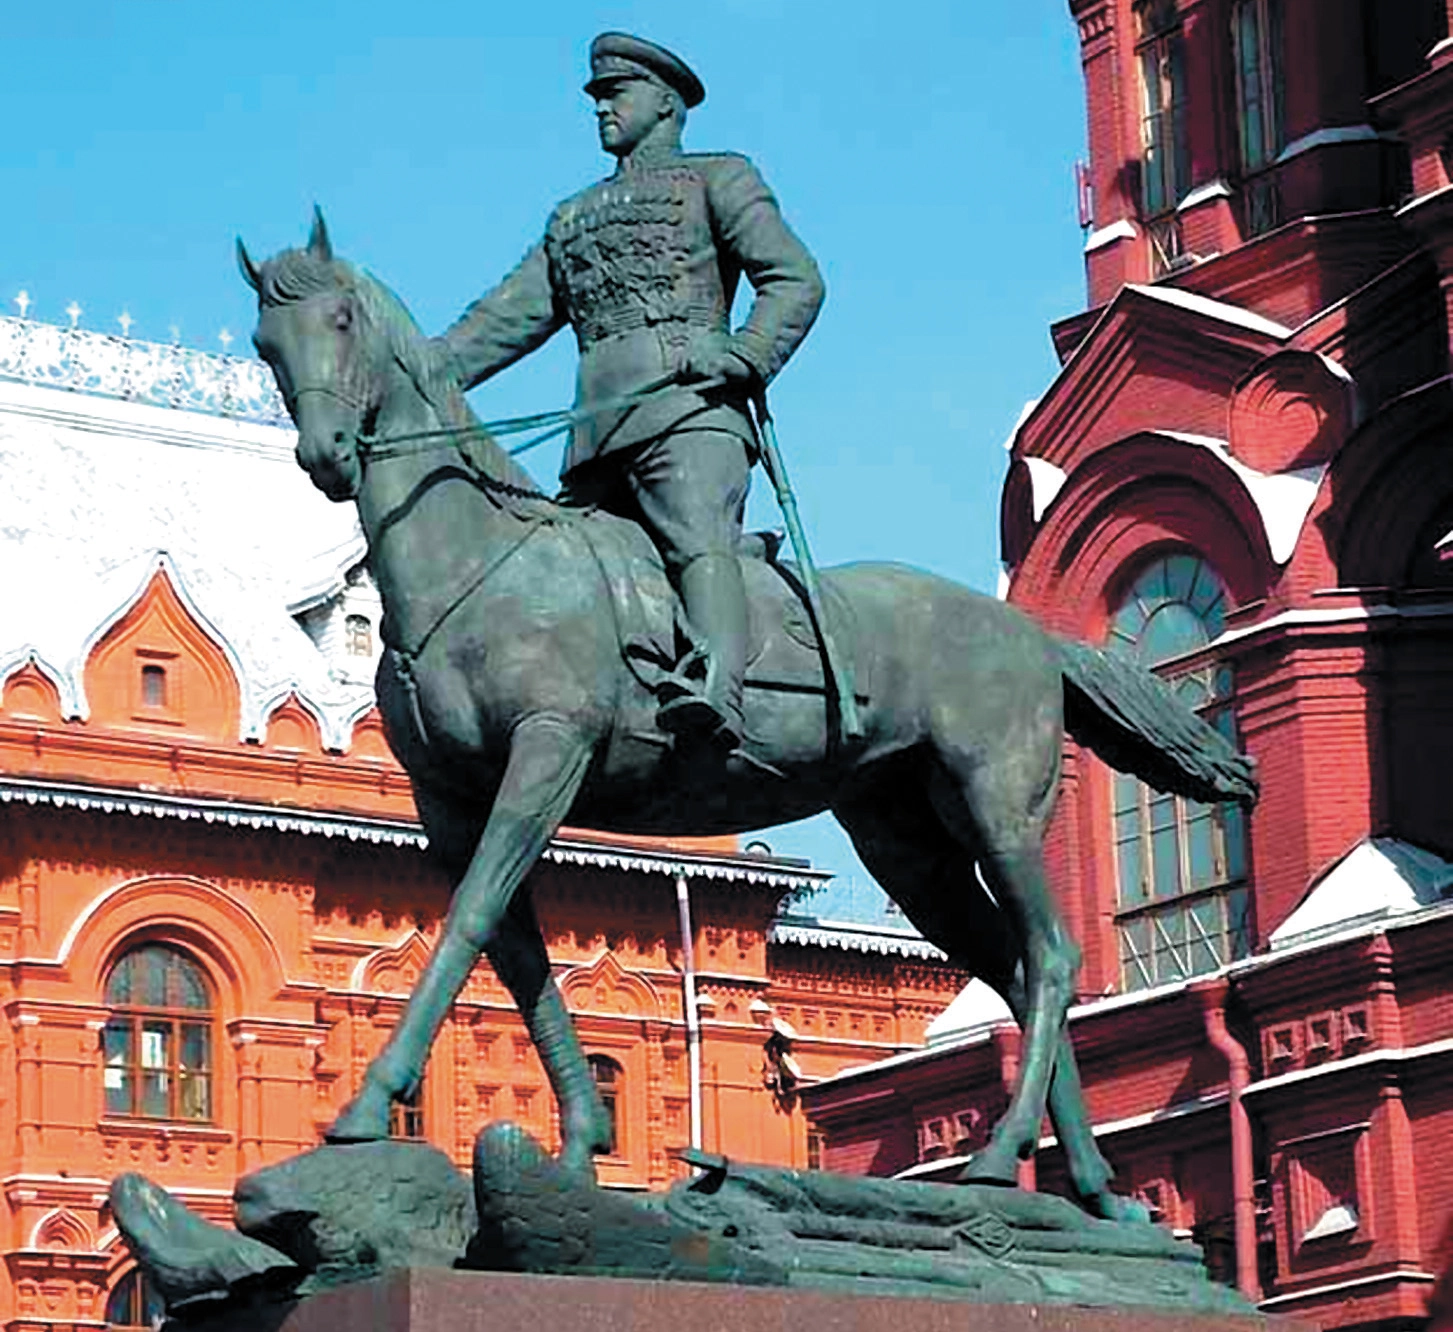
[555,1138,599,1184]
[325,1081,393,1144]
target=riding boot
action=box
[658,553,747,749]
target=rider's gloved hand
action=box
[676,336,759,388]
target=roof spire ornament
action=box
[118,311,134,338]
[14,291,30,318]
[218,328,233,351]
[66,302,82,329]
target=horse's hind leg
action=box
[485,890,611,1170]
[995,967,1147,1221]
[951,830,1076,1186]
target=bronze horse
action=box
[240,214,1255,1221]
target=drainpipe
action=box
[675,873,703,1150]
[1194,976,1260,1303]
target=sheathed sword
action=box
[752,391,865,744]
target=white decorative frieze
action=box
[0,314,288,427]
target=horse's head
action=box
[238,209,380,502]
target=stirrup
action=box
[657,691,739,743]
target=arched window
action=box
[588,1054,622,1156]
[103,944,214,1122]
[1107,554,1251,991]
[344,613,373,657]
[106,1266,165,1330]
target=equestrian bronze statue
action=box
[237,205,1256,1225]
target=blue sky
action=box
[3,1,1089,915]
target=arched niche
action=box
[560,951,663,1022]
[1,658,66,724]
[83,565,241,744]
[1011,434,1273,637]
[1317,386,1453,589]
[60,875,289,1019]
[341,706,396,764]
[262,692,328,756]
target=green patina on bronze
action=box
[116,32,1261,1321]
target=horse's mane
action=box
[255,247,553,519]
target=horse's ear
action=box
[235,237,262,292]
[308,206,333,262]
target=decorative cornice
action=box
[1075,3,1113,45]
[0,315,288,428]
[0,774,829,888]
[770,919,946,960]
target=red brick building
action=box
[0,325,963,1330]
[806,3,1453,1329]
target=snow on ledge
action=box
[1023,456,1068,522]
[1124,284,1293,341]
[1083,219,1138,254]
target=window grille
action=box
[1108,555,1252,992]
[588,1054,622,1156]
[103,944,214,1122]
[1147,215,1187,277]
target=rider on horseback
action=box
[433,32,825,758]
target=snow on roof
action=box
[0,368,372,744]
[923,978,1013,1045]
[1270,837,1453,950]
[769,916,946,960]
[1124,284,1293,342]
[1152,431,1325,563]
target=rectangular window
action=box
[1234,0,1284,237]
[1137,4,1190,220]
[140,664,167,708]
[1234,0,1284,173]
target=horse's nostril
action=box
[334,430,346,444]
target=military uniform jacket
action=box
[441,150,825,474]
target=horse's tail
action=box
[1058,638,1258,805]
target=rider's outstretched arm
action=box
[437,243,564,389]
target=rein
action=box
[356,369,686,464]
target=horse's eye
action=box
[335,307,353,332]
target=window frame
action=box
[1135,0,1191,272]
[1231,0,1285,237]
[587,1053,623,1157]
[102,943,216,1125]
[106,1266,166,1330]
[1106,554,1252,993]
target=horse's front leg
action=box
[327,714,595,1149]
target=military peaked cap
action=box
[585,32,705,108]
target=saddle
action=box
[567,510,866,733]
